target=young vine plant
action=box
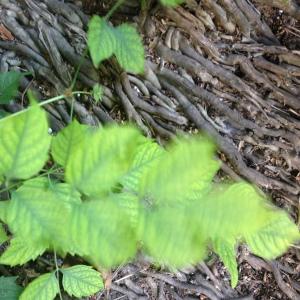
[0,1,299,299]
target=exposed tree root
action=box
[1,0,300,298]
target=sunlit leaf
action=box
[51,120,89,168]
[245,211,300,259]
[110,193,141,230]
[193,183,271,240]
[0,102,51,180]
[5,178,74,251]
[114,24,145,74]
[0,237,46,266]
[139,136,219,204]
[20,273,59,300]
[66,125,144,197]
[141,205,206,267]
[88,16,116,67]
[62,265,104,297]
[213,238,238,288]
[121,140,164,193]
[69,200,137,268]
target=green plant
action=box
[0,276,23,299]
[0,98,299,299]
[86,0,184,74]
[0,1,299,298]
[0,71,28,105]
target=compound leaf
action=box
[61,265,104,298]
[66,125,144,197]
[114,24,144,74]
[88,16,116,67]
[0,71,24,104]
[20,273,59,300]
[0,102,51,180]
[0,237,46,266]
[0,276,23,300]
[51,120,88,167]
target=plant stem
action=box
[54,251,63,300]
[105,0,126,20]
[0,91,91,123]
[0,182,19,195]
[70,98,75,121]
[70,48,89,90]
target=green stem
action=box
[54,251,63,300]
[0,91,91,123]
[70,98,75,121]
[105,0,126,20]
[0,181,18,195]
[71,48,89,90]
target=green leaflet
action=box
[0,102,51,180]
[5,178,74,251]
[87,16,144,73]
[0,276,23,300]
[245,211,300,259]
[0,71,24,104]
[139,136,220,204]
[88,16,116,67]
[213,238,238,288]
[114,24,145,74]
[121,140,164,193]
[69,200,137,268]
[110,192,141,230]
[0,237,46,266]
[92,83,103,102]
[15,177,81,204]
[192,183,271,240]
[0,224,8,244]
[19,273,59,300]
[47,182,81,204]
[61,265,104,297]
[66,125,144,197]
[141,205,207,267]
[51,120,89,168]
